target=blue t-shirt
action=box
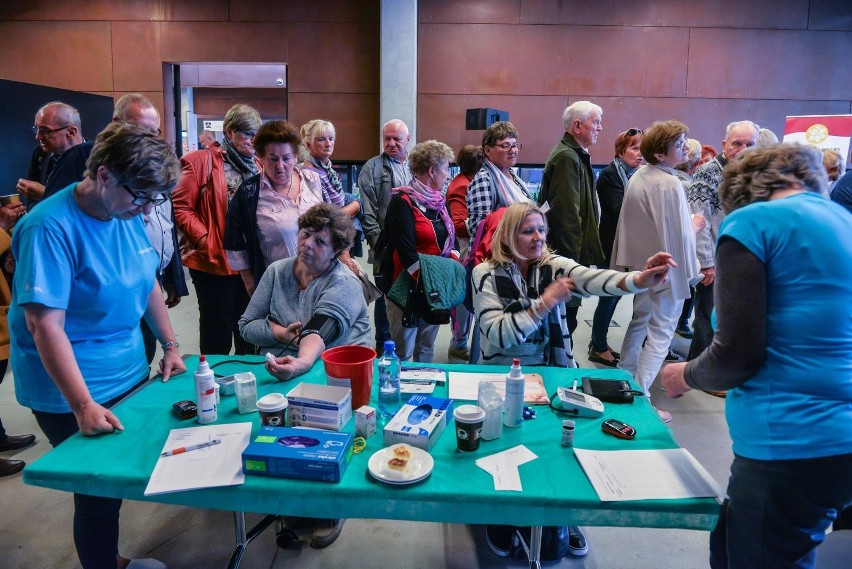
[720,192,852,460]
[10,185,157,413]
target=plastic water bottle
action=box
[195,355,218,424]
[478,380,503,440]
[504,358,525,428]
[377,340,401,419]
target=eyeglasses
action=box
[493,142,522,151]
[626,128,644,136]
[31,125,72,136]
[122,184,169,206]
[238,130,256,139]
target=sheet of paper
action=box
[448,372,550,404]
[400,367,447,383]
[399,369,442,394]
[476,445,539,491]
[574,448,723,502]
[144,422,252,496]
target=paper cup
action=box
[256,393,288,427]
[454,404,486,452]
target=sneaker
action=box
[675,324,693,339]
[664,349,684,362]
[310,518,345,548]
[485,525,515,557]
[567,526,589,557]
[447,346,470,361]
[125,559,167,569]
[655,407,673,423]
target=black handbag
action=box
[581,377,645,404]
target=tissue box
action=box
[383,395,453,451]
[242,426,354,482]
[286,383,352,431]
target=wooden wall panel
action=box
[687,28,852,100]
[0,21,113,92]
[111,21,163,92]
[286,23,380,94]
[420,0,521,24]
[419,24,689,97]
[518,0,809,29]
[230,0,378,22]
[0,0,229,21]
[418,94,851,165]
[157,22,290,64]
[287,93,380,160]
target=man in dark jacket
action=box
[538,101,605,334]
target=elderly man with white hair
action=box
[538,101,605,336]
[686,120,759,367]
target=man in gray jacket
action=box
[358,119,411,351]
[686,121,758,363]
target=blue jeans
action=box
[32,380,145,569]
[590,295,621,353]
[711,452,852,569]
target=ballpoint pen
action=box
[160,438,221,457]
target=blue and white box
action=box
[242,426,354,483]
[286,383,352,431]
[383,395,453,451]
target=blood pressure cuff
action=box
[581,377,644,404]
[298,314,341,345]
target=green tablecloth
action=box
[23,355,719,530]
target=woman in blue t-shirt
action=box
[10,123,187,569]
[663,143,852,569]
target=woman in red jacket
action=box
[172,104,261,355]
[380,140,458,362]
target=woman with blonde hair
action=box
[299,119,364,259]
[472,201,673,560]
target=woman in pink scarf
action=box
[379,140,458,361]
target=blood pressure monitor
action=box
[556,386,605,418]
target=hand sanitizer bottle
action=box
[504,358,525,428]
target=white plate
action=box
[367,444,434,485]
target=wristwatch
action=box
[161,341,181,351]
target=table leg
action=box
[513,526,543,569]
[528,526,542,569]
[227,512,281,569]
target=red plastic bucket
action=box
[321,345,377,409]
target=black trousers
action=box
[687,282,714,360]
[189,269,251,356]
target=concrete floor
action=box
[0,266,733,569]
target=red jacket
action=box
[445,173,472,239]
[172,147,235,275]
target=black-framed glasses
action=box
[122,185,169,206]
[238,130,257,139]
[493,142,522,151]
[31,124,72,136]
[626,128,644,136]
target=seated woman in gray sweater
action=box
[471,202,674,367]
[239,203,371,382]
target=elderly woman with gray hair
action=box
[378,140,460,362]
[173,103,262,356]
[663,143,852,569]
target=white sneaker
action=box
[127,559,167,569]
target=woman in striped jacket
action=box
[471,202,673,367]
